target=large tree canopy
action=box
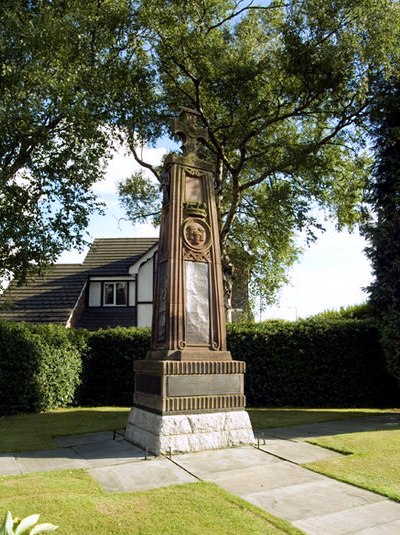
[2,0,400,308]
[0,0,151,286]
[119,0,400,307]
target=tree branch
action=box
[206,1,289,34]
[128,138,161,182]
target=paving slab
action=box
[72,439,149,468]
[199,460,324,495]
[347,519,400,535]
[257,436,344,464]
[54,431,117,448]
[293,500,400,535]
[243,478,386,522]
[15,448,90,473]
[88,457,197,492]
[0,454,21,476]
[264,415,400,442]
[173,446,278,477]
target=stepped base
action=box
[125,407,255,455]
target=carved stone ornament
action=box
[184,202,207,219]
[183,218,212,252]
[183,248,211,263]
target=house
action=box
[0,237,249,329]
[0,238,158,330]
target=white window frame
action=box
[103,281,128,307]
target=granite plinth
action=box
[125,407,255,455]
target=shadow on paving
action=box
[255,414,400,441]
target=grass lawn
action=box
[0,407,130,453]
[307,429,400,502]
[2,406,398,453]
[1,405,399,533]
[0,473,303,535]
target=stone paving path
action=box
[1,416,399,535]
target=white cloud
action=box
[92,145,167,195]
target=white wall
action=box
[137,258,153,302]
[129,281,136,306]
[88,282,101,306]
[137,303,153,327]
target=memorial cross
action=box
[173,107,208,156]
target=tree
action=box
[118,0,400,312]
[363,77,400,386]
[0,0,152,287]
[3,0,400,313]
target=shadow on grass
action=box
[0,407,130,453]
[248,408,400,434]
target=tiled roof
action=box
[77,307,137,331]
[0,264,87,324]
[83,238,158,275]
[0,237,159,325]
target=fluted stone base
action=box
[125,407,255,455]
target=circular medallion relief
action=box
[183,218,212,252]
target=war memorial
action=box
[126,108,255,454]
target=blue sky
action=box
[59,144,373,320]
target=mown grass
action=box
[0,407,129,453]
[0,473,303,535]
[1,406,398,453]
[307,428,400,502]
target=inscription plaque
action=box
[185,175,204,202]
[167,374,241,397]
[184,261,210,344]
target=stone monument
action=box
[125,108,255,454]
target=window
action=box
[103,282,127,306]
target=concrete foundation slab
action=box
[88,458,197,493]
[257,436,344,464]
[293,500,400,535]
[243,478,386,522]
[197,460,325,495]
[173,446,278,477]
[265,415,400,442]
[72,439,150,468]
[54,431,118,448]
[15,449,90,473]
[0,454,21,476]
[348,519,400,535]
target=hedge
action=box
[227,319,398,407]
[0,322,81,415]
[77,327,150,406]
[0,319,398,415]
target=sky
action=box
[58,143,373,321]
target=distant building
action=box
[0,237,249,330]
[0,238,158,330]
